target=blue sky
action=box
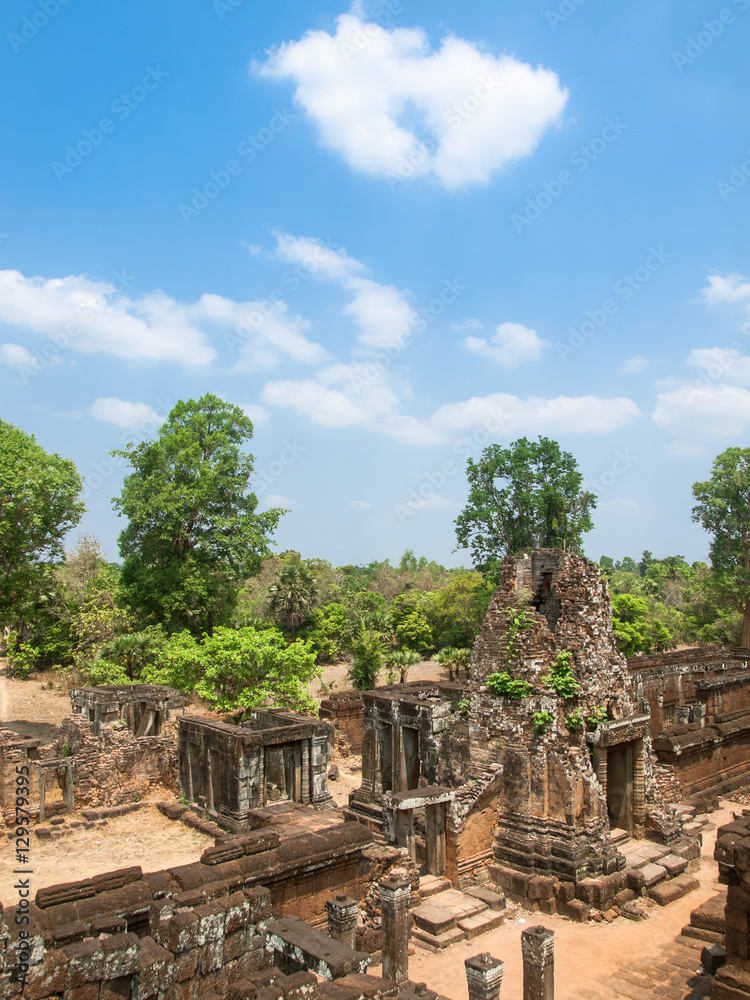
[1,0,749,568]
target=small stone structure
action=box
[349,549,680,887]
[178,710,333,831]
[711,809,750,997]
[319,689,365,754]
[69,684,185,736]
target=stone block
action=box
[728,885,750,914]
[725,928,749,961]
[613,888,635,908]
[648,875,699,906]
[700,944,727,976]
[566,899,590,923]
[527,876,556,901]
[411,926,466,951]
[575,879,603,907]
[456,910,504,939]
[463,886,505,911]
[659,855,688,877]
[638,863,667,887]
[411,904,456,936]
[22,951,66,1000]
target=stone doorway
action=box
[607,743,634,836]
[403,727,420,790]
[380,723,393,793]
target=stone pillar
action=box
[521,926,554,1000]
[465,953,505,1000]
[378,876,411,986]
[632,738,645,837]
[326,895,359,951]
[592,747,607,793]
[425,802,447,876]
[395,809,416,861]
[63,763,74,813]
[301,740,311,805]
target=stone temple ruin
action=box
[5,547,750,999]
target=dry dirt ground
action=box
[0,659,737,999]
[0,808,213,901]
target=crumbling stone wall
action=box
[0,728,70,826]
[319,691,365,755]
[69,684,184,736]
[0,821,395,1000]
[653,710,750,800]
[56,714,179,808]
[711,810,750,996]
[629,647,750,736]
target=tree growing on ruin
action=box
[454,436,597,570]
[112,394,285,635]
[692,446,750,648]
[0,419,84,635]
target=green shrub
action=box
[348,628,384,690]
[545,651,580,699]
[532,710,554,733]
[7,642,38,679]
[486,671,532,699]
[564,708,584,730]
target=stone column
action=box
[301,739,311,804]
[592,746,607,793]
[395,809,416,861]
[521,926,554,1000]
[63,763,74,813]
[425,802,447,876]
[326,895,359,951]
[378,876,411,986]
[465,953,505,1000]
[38,768,47,824]
[632,738,645,838]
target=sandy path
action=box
[402,806,733,1000]
[0,661,71,742]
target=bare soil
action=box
[0,808,213,901]
[312,658,447,698]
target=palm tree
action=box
[267,565,318,638]
[385,649,422,684]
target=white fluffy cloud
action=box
[257,10,568,188]
[653,383,750,440]
[241,403,271,426]
[701,273,750,307]
[350,500,373,512]
[0,342,41,369]
[261,360,641,445]
[0,269,327,370]
[274,232,418,349]
[463,322,547,367]
[89,397,166,429]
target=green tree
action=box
[455,436,596,570]
[267,564,318,638]
[611,593,673,656]
[112,394,284,635]
[143,626,320,714]
[348,628,385,690]
[692,447,750,648]
[0,420,84,634]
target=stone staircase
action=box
[411,876,507,951]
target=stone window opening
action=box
[531,571,561,632]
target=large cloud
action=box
[257,10,568,188]
[0,269,327,369]
[261,360,641,445]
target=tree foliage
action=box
[692,447,750,647]
[143,626,320,714]
[112,394,284,635]
[0,420,84,631]
[455,436,597,570]
[267,564,318,637]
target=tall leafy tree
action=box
[692,447,750,647]
[0,419,84,633]
[112,394,284,635]
[455,436,597,570]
